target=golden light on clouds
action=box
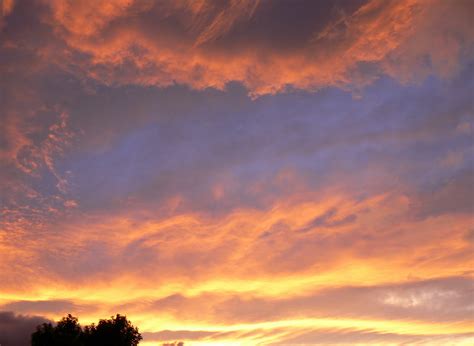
[1,0,473,345]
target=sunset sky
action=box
[1,0,473,345]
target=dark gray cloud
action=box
[0,311,51,346]
[0,300,89,316]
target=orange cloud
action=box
[0,0,14,29]
[37,0,474,96]
[1,185,472,344]
[1,188,471,299]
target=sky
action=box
[0,0,473,345]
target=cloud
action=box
[298,207,358,232]
[145,276,474,324]
[269,329,474,346]
[1,0,15,16]
[0,111,79,266]
[142,326,474,345]
[19,0,469,96]
[0,0,15,29]
[411,169,474,219]
[464,229,474,244]
[143,329,213,341]
[0,311,51,346]
[126,277,474,344]
[0,300,87,316]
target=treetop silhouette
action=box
[31,314,142,346]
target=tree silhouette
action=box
[83,314,142,346]
[31,322,55,346]
[31,314,142,346]
[31,315,82,346]
[55,315,83,346]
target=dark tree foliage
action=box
[55,315,83,346]
[31,314,142,346]
[83,314,142,346]
[31,322,55,346]
[31,315,82,346]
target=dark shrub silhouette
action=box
[31,314,141,346]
